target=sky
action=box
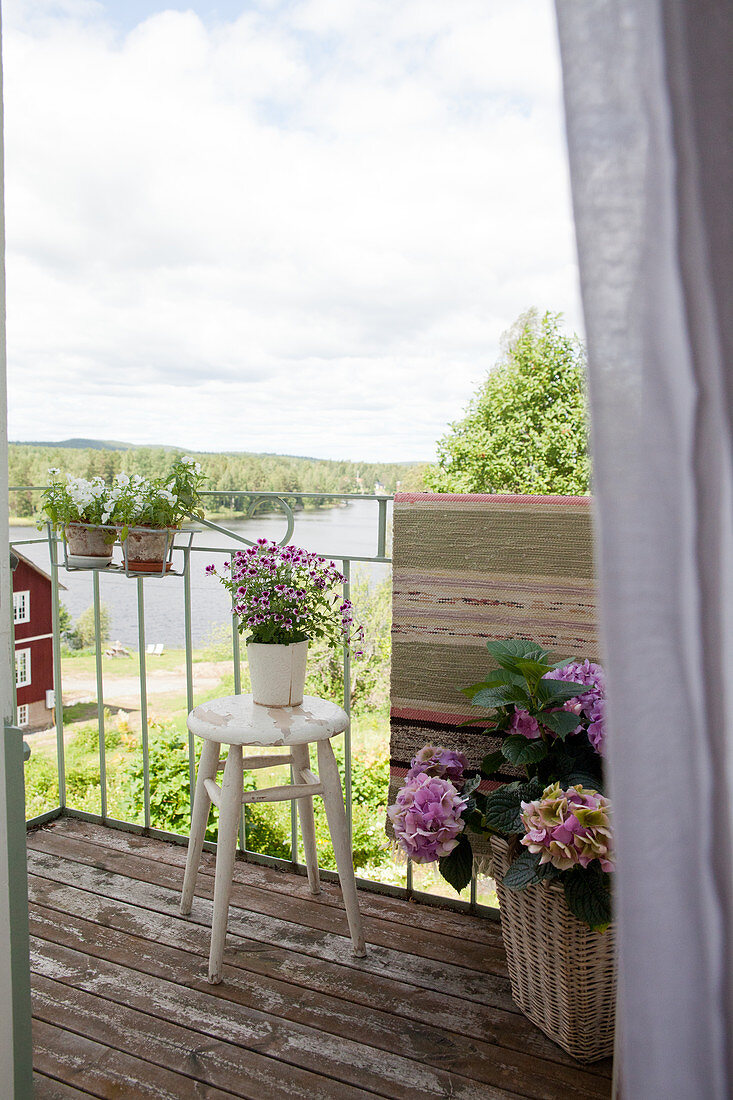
[2,0,582,463]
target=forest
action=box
[8,442,427,520]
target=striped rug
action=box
[388,492,600,872]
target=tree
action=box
[71,603,112,650]
[425,310,591,495]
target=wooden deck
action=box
[27,818,612,1099]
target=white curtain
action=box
[555,1,733,1097]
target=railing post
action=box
[377,498,388,559]
[136,578,150,830]
[92,571,107,819]
[342,559,352,851]
[0,726,33,1097]
[183,545,195,818]
[48,531,66,808]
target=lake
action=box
[10,499,392,649]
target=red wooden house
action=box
[11,550,63,731]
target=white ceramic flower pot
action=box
[247,640,309,707]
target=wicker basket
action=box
[490,835,616,1063]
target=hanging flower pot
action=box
[123,526,177,574]
[247,640,309,706]
[65,523,115,568]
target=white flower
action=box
[47,467,60,476]
[157,489,175,504]
[101,512,111,524]
[115,473,130,487]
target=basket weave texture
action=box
[490,836,616,1063]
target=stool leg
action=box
[180,738,220,916]
[316,738,366,957]
[208,744,243,984]
[291,743,320,895]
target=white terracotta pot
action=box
[247,640,309,707]
[66,523,114,564]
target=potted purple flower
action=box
[208,539,363,707]
[388,638,614,1062]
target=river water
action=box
[10,499,391,649]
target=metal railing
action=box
[11,487,495,916]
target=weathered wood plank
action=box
[56,816,503,946]
[32,971,372,1100]
[28,827,506,974]
[26,844,509,1006]
[28,902,609,1100]
[30,937,523,1100]
[32,1018,241,1099]
[33,1073,98,1099]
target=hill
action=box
[8,441,427,519]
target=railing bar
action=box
[342,559,352,852]
[8,534,392,566]
[229,551,246,853]
[406,858,413,898]
[470,870,477,910]
[92,571,107,820]
[136,577,150,830]
[48,528,66,808]
[377,498,388,559]
[11,485,393,502]
[183,547,195,821]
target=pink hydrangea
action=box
[510,708,541,740]
[388,773,467,863]
[520,782,614,872]
[406,744,468,785]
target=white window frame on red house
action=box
[15,647,31,688]
[13,590,30,624]
[16,704,29,728]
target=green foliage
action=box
[69,603,112,650]
[562,863,612,932]
[9,443,423,520]
[425,310,590,495]
[438,834,473,893]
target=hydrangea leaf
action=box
[536,678,593,706]
[438,834,474,894]
[502,850,545,890]
[501,735,548,767]
[483,787,525,833]
[480,750,505,776]
[462,774,481,796]
[469,684,531,710]
[537,710,582,739]
[459,669,525,699]
[486,639,550,669]
[562,866,613,932]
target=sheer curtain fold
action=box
[555,2,733,1097]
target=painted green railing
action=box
[11,488,494,916]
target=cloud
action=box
[3,0,581,461]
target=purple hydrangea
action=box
[543,659,606,755]
[388,773,467,863]
[406,744,468,785]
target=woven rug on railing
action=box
[387,492,599,874]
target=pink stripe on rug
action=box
[395,492,592,506]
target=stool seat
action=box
[187,694,348,746]
[181,692,366,983]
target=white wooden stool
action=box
[180,693,367,983]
